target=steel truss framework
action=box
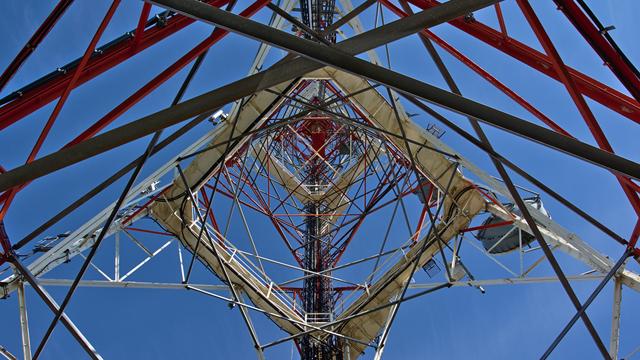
[0,0,638,359]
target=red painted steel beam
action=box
[0,0,121,223]
[27,0,121,162]
[0,222,9,255]
[0,0,227,131]
[0,0,258,218]
[0,221,10,266]
[630,219,640,253]
[380,0,572,137]
[516,0,640,217]
[554,0,640,102]
[0,0,74,92]
[383,0,640,216]
[200,188,221,232]
[65,0,266,146]
[494,3,507,37]
[406,0,640,123]
[390,0,640,218]
[628,219,640,258]
[413,204,429,242]
[133,2,153,49]
[460,220,514,233]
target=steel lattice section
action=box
[0,1,638,359]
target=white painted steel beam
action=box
[610,276,623,359]
[16,282,31,360]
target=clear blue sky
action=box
[0,1,639,359]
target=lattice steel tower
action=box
[0,1,639,360]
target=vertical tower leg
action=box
[301,201,338,359]
[609,277,622,360]
[114,232,120,282]
[17,281,31,360]
[237,291,266,360]
[343,341,351,360]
